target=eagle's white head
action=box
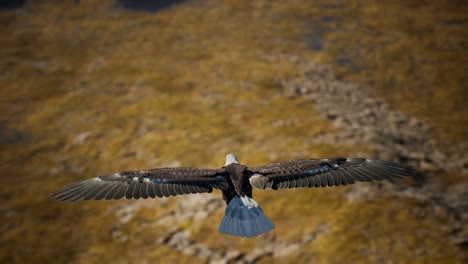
[225,153,240,166]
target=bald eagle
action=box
[51,154,415,238]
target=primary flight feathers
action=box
[51,154,415,237]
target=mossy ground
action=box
[1,0,466,263]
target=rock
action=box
[420,160,437,172]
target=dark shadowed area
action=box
[1,0,467,263]
[0,0,25,9]
[118,0,185,12]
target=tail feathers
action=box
[219,196,275,238]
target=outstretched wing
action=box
[50,167,228,202]
[248,158,415,189]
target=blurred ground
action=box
[0,0,467,263]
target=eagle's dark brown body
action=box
[51,154,415,237]
[222,163,252,204]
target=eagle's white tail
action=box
[218,196,275,237]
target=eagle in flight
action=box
[51,154,415,238]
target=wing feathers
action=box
[249,158,415,190]
[113,184,127,200]
[133,181,142,199]
[51,168,228,202]
[331,171,343,186]
[126,180,137,199]
[94,183,116,200]
[160,183,170,197]
[326,172,335,187]
[104,183,121,200]
[140,182,149,199]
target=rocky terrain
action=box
[277,54,468,253]
[1,1,466,263]
[104,56,467,263]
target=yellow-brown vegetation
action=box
[1,0,466,263]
